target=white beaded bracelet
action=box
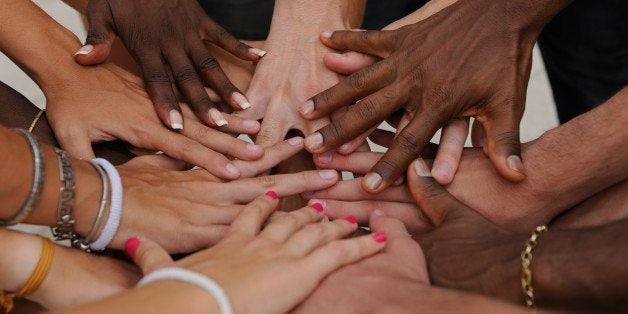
[138,267,233,314]
[89,158,123,251]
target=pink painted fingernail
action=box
[318,169,337,180]
[125,237,141,259]
[363,173,383,191]
[74,44,93,56]
[232,92,251,110]
[169,110,183,130]
[345,216,358,224]
[317,152,333,164]
[286,137,304,146]
[209,108,228,126]
[310,203,324,213]
[266,191,279,199]
[372,232,387,243]
[305,133,324,150]
[373,209,385,217]
[249,47,267,57]
[321,31,334,39]
[413,158,431,177]
[225,163,239,175]
[300,100,315,116]
[507,155,524,174]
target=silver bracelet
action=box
[51,148,78,242]
[75,162,111,251]
[0,129,46,227]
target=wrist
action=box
[72,160,103,237]
[270,0,356,39]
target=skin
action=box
[0,0,262,179]
[301,0,573,193]
[63,194,387,314]
[74,0,264,129]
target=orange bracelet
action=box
[0,237,55,312]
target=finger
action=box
[364,109,444,193]
[303,178,412,203]
[126,237,173,275]
[139,52,183,130]
[336,126,376,155]
[407,158,472,226]
[300,61,391,120]
[55,130,96,160]
[320,30,397,58]
[234,137,304,178]
[262,204,325,243]
[202,22,262,61]
[323,51,378,75]
[123,154,189,171]
[219,114,260,135]
[431,118,469,185]
[229,192,279,237]
[471,119,487,148]
[285,216,359,256]
[255,116,290,148]
[481,106,526,182]
[369,128,396,148]
[314,151,381,174]
[304,87,401,153]
[75,0,115,65]
[222,170,339,204]
[182,121,264,161]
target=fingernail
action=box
[74,44,93,56]
[363,173,383,190]
[300,100,315,116]
[413,158,431,177]
[247,143,262,152]
[286,137,304,146]
[321,31,333,39]
[243,120,260,132]
[507,155,524,174]
[372,232,388,243]
[232,92,251,110]
[310,203,324,213]
[432,163,453,182]
[225,163,239,175]
[266,191,279,199]
[373,209,385,217]
[169,110,183,130]
[317,152,333,164]
[345,216,358,224]
[249,47,267,57]
[209,108,228,126]
[339,141,353,152]
[124,237,141,259]
[305,133,324,150]
[319,169,337,180]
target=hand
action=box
[301,0,570,192]
[73,141,342,254]
[75,0,264,128]
[44,62,262,180]
[129,193,387,313]
[295,211,429,313]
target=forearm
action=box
[0,229,42,292]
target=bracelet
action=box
[0,237,56,313]
[27,109,45,133]
[138,267,233,314]
[521,225,547,308]
[89,158,123,251]
[0,129,46,227]
[75,162,111,251]
[51,148,78,243]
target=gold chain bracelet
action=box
[521,225,547,308]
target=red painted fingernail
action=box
[373,232,387,243]
[265,191,279,199]
[345,216,358,224]
[125,237,141,259]
[310,203,324,212]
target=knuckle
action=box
[356,98,379,122]
[144,69,170,84]
[255,175,277,189]
[321,123,345,144]
[347,71,369,91]
[304,224,326,238]
[174,66,200,84]
[196,55,221,73]
[395,131,422,156]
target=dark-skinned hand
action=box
[301,0,571,193]
[75,0,266,129]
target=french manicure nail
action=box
[249,47,267,57]
[243,120,260,132]
[232,92,251,109]
[507,155,524,174]
[287,137,304,146]
[225,163,239,175]
[310,203,324,213]
[300,100,315,116]
[319,169,337,180]
[432,163,453,182]
[124,237,141,259]
[305,133,324,150]
[413,158,431,177]
[74,44,93,56]
[317,152,333,164]
[345,216,358,224]
[373,209,385,217]
[373,232,388,243]
[266,191,279,199]
[209,108,228,126]
[363,173,383,191]
[321,31,333,39]
[169,110,183,130]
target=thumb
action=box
[125,237,174,275]
[323,51,378,75]
[74,0,116,65]
[480,106,526,182]
[407,158,471,226]
[55,131,96,160]
[320,29,397,58]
